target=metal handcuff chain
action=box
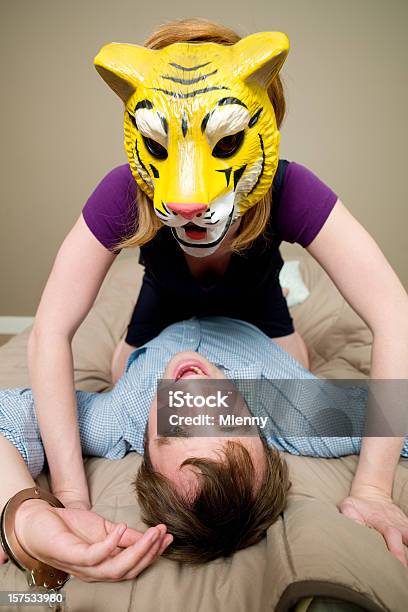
[0,487,70,609]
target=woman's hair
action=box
[118,17,286,252]
[135,436,290,564]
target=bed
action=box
[1,250,407,612]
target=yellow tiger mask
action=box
[94,32,289,256]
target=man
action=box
[1,317,407,573]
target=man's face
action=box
[147,351,266,496]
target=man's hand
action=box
[10,499,172,581]
[340,488,408,567]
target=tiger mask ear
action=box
[94,42,155,103]
[233,32,289,89]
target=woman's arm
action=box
[28,214,116,509]
[307,199,408,564]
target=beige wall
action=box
[1,0,407,315]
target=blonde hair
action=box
[118,17,286,252]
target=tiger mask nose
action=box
[166,203,208,220]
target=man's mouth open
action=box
[183,223,207,241]
[174,359,209,380]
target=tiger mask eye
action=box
[142,135,168,160]
[212,130,245,159]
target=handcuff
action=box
[0,487,70,593]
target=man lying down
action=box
[1,317,408,583]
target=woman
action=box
[28,17,408,565]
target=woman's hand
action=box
[340,487,408,567]
[51,487,91,511]
[11,499,172,581]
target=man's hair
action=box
[134,432,290,564]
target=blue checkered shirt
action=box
[1,317,407,477]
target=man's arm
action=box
[0,435,170,577]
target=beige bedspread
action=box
[1,252,407,612]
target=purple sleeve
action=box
[276,162,338,247]
[82,164,137,252]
